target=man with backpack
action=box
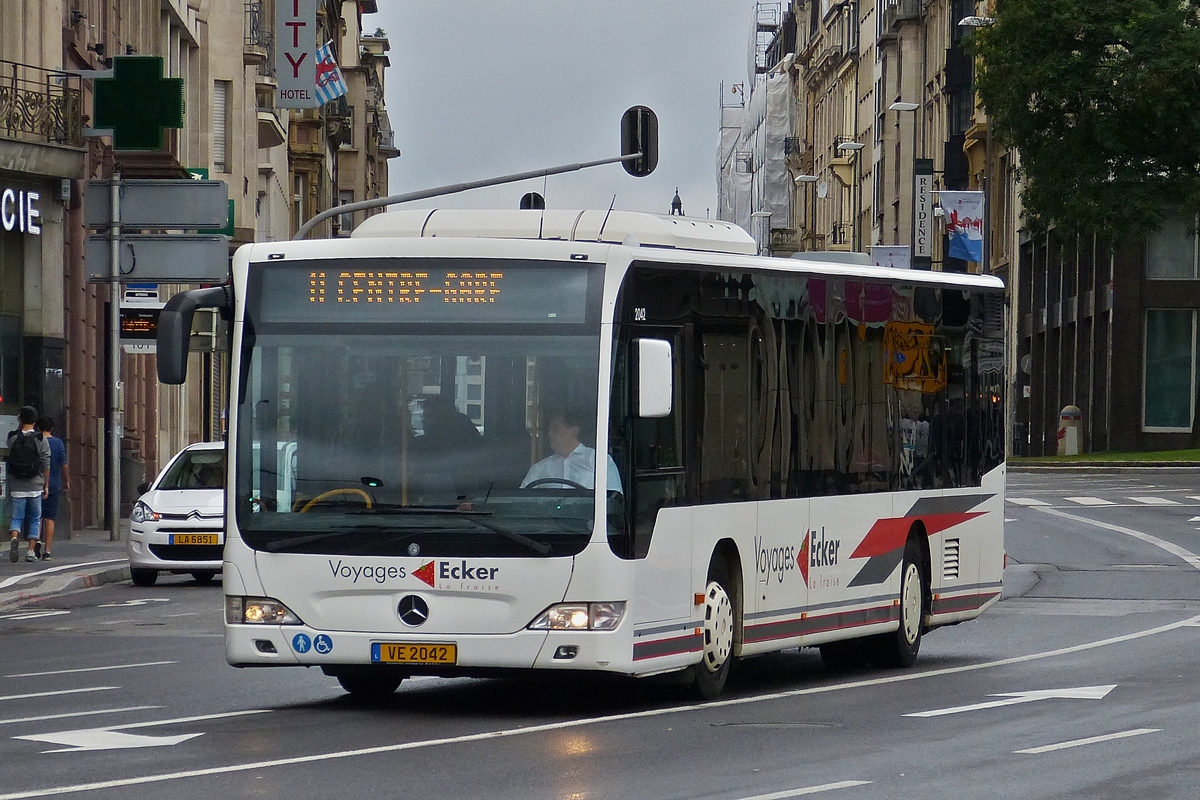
[7,406,50,563]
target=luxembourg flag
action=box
[314,41,348,105]
[939,191,984,263]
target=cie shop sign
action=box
[1,188,41,236]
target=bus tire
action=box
[335,669,404,699]
[130,568,158,587]
[690,559,736,700]
[867,537,925,669]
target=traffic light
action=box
[620,106,658,178]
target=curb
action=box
[0,563,130,613]
[1010,463,1200,472]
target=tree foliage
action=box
[975,0,1200,239]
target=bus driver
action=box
[521,410,622,493]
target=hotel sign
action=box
[1,187,40,236]
[277,0,318,109]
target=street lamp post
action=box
[958,14,998,274]
[889,101,920,264]
[837,140,865,250]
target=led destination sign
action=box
[255,260,590,324]
[310,269,504,305]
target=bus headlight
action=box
[226,596,303,626]
[528,602,626,631]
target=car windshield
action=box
[158,450,225,490]
[235,262,606,558]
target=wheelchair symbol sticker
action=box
[291,633,311,653]
[313,634,333,654]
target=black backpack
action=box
[7,431,41,480]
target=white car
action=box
[127,442,225,587]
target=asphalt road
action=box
[2,469,1200,800]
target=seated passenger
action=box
[521,409,622,493]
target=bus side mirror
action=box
[157,286,231,384]
[635,338,672,418]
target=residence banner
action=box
[940,190,984,262]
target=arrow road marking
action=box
[905,684,1116,718]
[14,709,271,753]
[18,730,202,753]
[1014,727,1160,755]
[0,559,125,591]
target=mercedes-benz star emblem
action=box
[397,595,429,627]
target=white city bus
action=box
[159,209,1005,699]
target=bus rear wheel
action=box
[690,560,736,700]
[867,538,925,668]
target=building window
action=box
[213,80,232,173]
[338,190,354,235]
[1147,211,1199,279]
[1143,309,1200,432]
[292,173,306,234]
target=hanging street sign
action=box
[86,234,229,283]
[277,0,318,108]
[86,180,229,229]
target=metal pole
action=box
[293,152,643,240]
[108,175,121,542]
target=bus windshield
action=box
[235,261,605,559]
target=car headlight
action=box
[528,601,626,631]
[225,596,304,625]
[130,501,160,524]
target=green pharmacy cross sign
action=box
[93,56,184,151]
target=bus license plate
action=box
[169,534,219,545]
[372,643,457,665]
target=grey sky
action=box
[373,1,765,218]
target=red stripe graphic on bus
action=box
[846,494,993,588]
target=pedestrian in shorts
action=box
[7,406,50,563]
[35,416,67,561]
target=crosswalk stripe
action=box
[1129,497,1180,505]
[1065,497,1115,506]
[1007,498,1050,506]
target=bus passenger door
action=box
[611,326,691,624]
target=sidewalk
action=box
[0,523,130,612]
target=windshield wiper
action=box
[349,506,550,555]
[260,530,360,552]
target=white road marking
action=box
[1065,497,1115,506]
[1014,728,1160,755]
[5,661,176,678]
[0,707,161,726]
[14,710,272,754]
[1007,498,1049,506]
[0,611,70,621]
[1035,507,1200,571]
[19,730,202,753]
[1128,496,1180,505]
[0,559,125,591]
[1005,518,1018,522]
[0,687,117,703]
[3,616,1200,800]
[1187,498,1200,503]
[735,781,873,799]
[905,684,1115,718]
[97,598,170,608]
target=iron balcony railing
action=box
[245,2,267,50]
[0,60,83,147]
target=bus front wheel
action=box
[867,538,925,668]
[334,668,404,700]
[691,560,736,700]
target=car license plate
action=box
[169,533,220,545]
[371,642,457,665]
